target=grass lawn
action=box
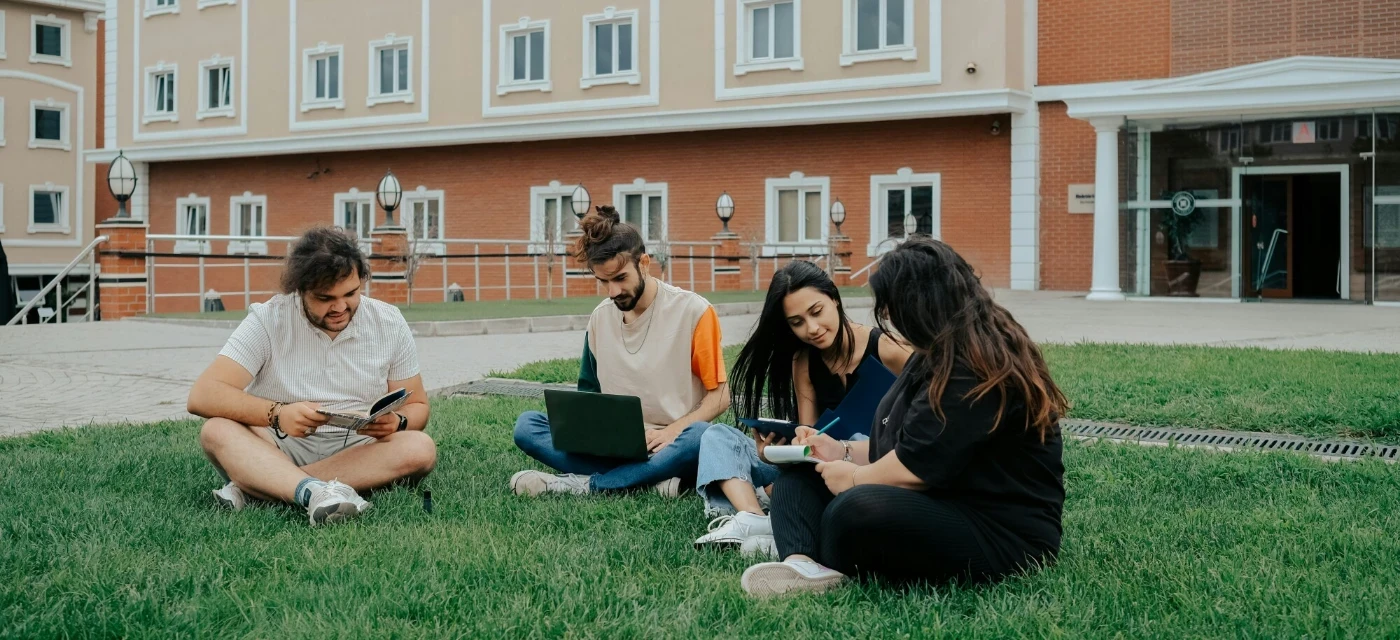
[3,395,1400,637]
[154,287,870,323]
[494,343,1400,442]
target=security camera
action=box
[965,62,978,74]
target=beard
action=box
[612,275,647,312]
[305,302,357,332]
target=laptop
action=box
[543,390,650,460]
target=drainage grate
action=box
[455,379,1398,464]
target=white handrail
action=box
[7,235,108,326]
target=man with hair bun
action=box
[511,205,731,497]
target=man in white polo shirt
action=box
[188,227,437,526]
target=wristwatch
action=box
[395,413,408,432]
[842,440,853,462]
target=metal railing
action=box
[6,235,106,326]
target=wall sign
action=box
[1068,184,1095,214]
[1292,121,1316,144]
[1171,191,1197,217]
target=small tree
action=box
[1156,195,1203,262]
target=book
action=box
[820,355,897,441]
[316,388,412,430]
[761,444,821,464]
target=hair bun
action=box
[595,205,621,223]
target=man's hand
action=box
[753,431,788,463]
[276,402,328,438]
[793,425,844,462]
[815,460,860,496]
[646,424,685,454]
[356,412,401,440]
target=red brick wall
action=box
[1038,0,1172,86]
[1038,102,1097,291]
[144,117,1011,312]
[1172,0,1400,76]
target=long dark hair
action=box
[869,237,1067,438]
[280,226,370,294]
[572,205,645,267]
[730,260,855,422]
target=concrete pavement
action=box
[2,290,1397,436]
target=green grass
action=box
[493,343,1400,442]
[3,396,1400,637]
[157,287,870,323]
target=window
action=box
[869,169,940,255]
[736,0,802,75]
[765,172,829,253]
[403,189,445,254]
[229,193,268,255]
[335,191,376,246]
[369,36,413,105]
[1358,116,1398,141]
[531,182,579,249]
[1258,121,1291,144]
[614,180,667,243]
[1217,128,1240,153]
[498,20,549,95]
[145,0,179,18]
[29,100,69,151]
[583,10,639,88]
[29,184,70,234]
[302,44,344,111]
[144,65,178,123]
[197,57,234,120]
[1316,118,1342,141]
[842,0,914,66]
[175,195,211,253]
[31,14,71,67]
[1371,186,1400,249]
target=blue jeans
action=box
[696,423,780,516]
[513,411,708,492]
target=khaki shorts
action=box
[274,429,375,467]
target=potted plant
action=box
[1156,195,1202,297]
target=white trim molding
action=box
[714,0,939,101]
[198,0,236,8]
[300,43,345,112]
[0,10,7,60]
[144,0,178,18]
[228,192,268,255]
[3,70,85,248]
[0,184,5,233]
[196,55,236,120]
[612,177,669,242]
[175,194,212,253]
[581,7,641,89]
[30,13,72,67]
[334,188,377,247]
[403,186,446,255]
[868,167,941,256]
[130,0,249,142]
[734,0,803,76]
[0,98,6,147]
[765,171,831,254]
[28,98,71,151]
[840,0,916,67]
[104,0,116,148]
[529,180,581,249]
[497,17,552,96]
[28,183,72,234]
[142,62,178,124]
[368,34,415,107]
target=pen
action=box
[813,417,841,436]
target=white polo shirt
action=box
[218,293,419,421]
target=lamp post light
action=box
[570,184,591,220]
[830,198,847,238]
[905,212,919,238]
[376,169,403,228]
[106,151,138,220]
[715,191,736,236]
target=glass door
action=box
[1243,176,1293,298]
[1369,112,1400,303]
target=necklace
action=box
[621,282,657,355]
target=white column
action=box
[1087,117,1126,301]
[1010,107,1040,290]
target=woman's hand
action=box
[753,431,788,461]
[793,426,844,462]
[815,461,860,495]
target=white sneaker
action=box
[740,534,778,560]
[654,477,682,498]
[741,558,846,597]
[511,470,591,496]
[212,481,247,511]
[755,485,772,511]
[306,480,373,527]
[694,511,773,550]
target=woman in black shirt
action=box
[741,238,1068,597]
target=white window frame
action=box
[529,182,581,252]
[30,14,72,67]
[581,9,640,88]
[28,183,71,234]
[28,99,70,151]
[334,189,377,251]
[196,56,235,120]
[868,168,941,256]
[403,187,446,255]
[0,11,8,61]
[764,172,830,255]
[143,63,179,124]
[368,35,414,106]
[498,18,551,96]
[735,0,803,76]
[840,0,915,66]
[145,0,179,18]
[613,179,668,243]
[228,192,268,255]
[302,43,345,112]
[175,194,212,253]
[0,184,6,233]
[197,0,236,9]
[0,98,7,147]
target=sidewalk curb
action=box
[131,297,875,337]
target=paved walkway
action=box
[2,290,1397,436]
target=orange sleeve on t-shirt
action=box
[690,307,727,391]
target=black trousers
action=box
[770,466,999,585]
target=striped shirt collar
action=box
[292,293,363,343]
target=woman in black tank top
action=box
[693,261,909,556]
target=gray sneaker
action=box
[740,534,779,560]
[511,470,591,496]
[654,477,682,498]
[741,558,846,597]
[212,481,247,511]
[306,480,372,526]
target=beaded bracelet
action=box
[268,401,288,440]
